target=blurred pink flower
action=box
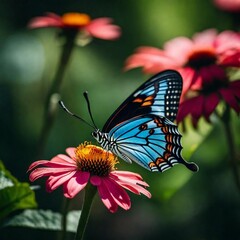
[28,142,151,213]
[125,29,240,94]
[213,0,240,12]
[28,12,121,40]
[177,67,240,126]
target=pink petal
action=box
[65,147,76,159]
[124,47,178,73]
[110,170,143,180]
[29,166,76,182]
[135,46,166,55]
[90,175,102,186]
[55,154,76,165]
[29,167,54,181]
[220,51,240,67]
[102,178,131,211]
[219,88,240,112]
[229,80,240,98]
[110,171,149,186]
[215,30,240,54]
[110,172,151,198]
[28,155,76,174]
[177,99,194,122]
[192,29,217,45]
[203,93,220,119]
[177,96,204,123]
[117,182,151,198]
[189,95,205,120]
[96,178,118,213]
[178,68,198,95]
[200,65,225,83]
[116,177,149,188]
[85,18,121,40]
[214,0,240,12]
[28,12,63,29]
[164,37,193,65]
[28,160,50,172]
[46,171,77,192]
[63,171,90,198]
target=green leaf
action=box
[0,161,19,188]
[0,183,37,221]
[3,209,80,233]
[0,161,37,221]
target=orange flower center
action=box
[75,142,118,176]
[187,47,217,68]
[62,13,91,27]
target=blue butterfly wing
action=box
[103,70,183,132]
[108,114,198,172]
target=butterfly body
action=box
[91,70,198,172]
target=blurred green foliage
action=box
[0,161,37,221]
[0,0,239,240]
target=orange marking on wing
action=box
[155,157,165,165]
[149,162,156,168]
[133,98,143,103]
[141,101,152,106]
[149,129,154,135]
[166,134,173,143]
[140,123,148,130]
[154,117,163,127]
[162,126,169,134]
[166,144,173,152]
[145,95,154,101]
[164,152,171,159]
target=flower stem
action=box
[75,184,97,240]
[221,105,240,192]
[61,198,71,240]
[37,30,77,157]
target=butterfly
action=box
[60,70,198,173]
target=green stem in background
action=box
[75,184,97,240]
[221,105,240,192]
[37,30,78,158]
[60,198,71,240]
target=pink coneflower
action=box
[177,67,240,126]
[213,0,240,12]
[28,12,121,40]
[125,29,240,94]
[28,142,151,213]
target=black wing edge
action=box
[144,69,182,87]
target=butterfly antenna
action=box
[59,100,95,129]
[83,91,98,129]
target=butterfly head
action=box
[92,129,102,142]
[92,129,112,152]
